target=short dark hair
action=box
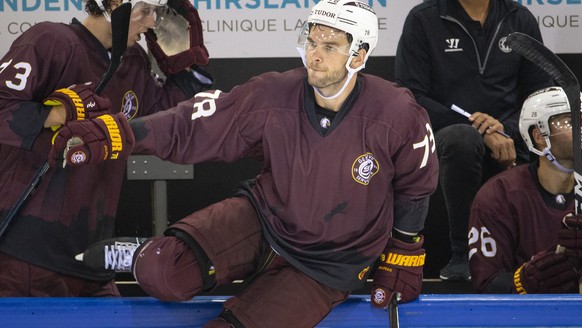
[84,0,108,16]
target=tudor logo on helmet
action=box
[313,10,337,19]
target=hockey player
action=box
[55,0,438,325]
[469,87,582,293]
[0,0,211,296]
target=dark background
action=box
[115,55,582,291]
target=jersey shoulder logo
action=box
[121,91,139,120]
[351,152,379,185]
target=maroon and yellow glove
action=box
[558,213,582,259]
[43,82,111,122]
[49,113,134,167]
[145,0,209,75]
[513,248,578,294]
[371,235,425,308]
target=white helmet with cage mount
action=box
[519,86,581,173]
[305,0,377,64]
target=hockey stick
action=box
[0,3,132,240]
[0,163,50,238]
[388,294,399,328]
[95,2,131,94]
[505,32,582,291]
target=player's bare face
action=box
[305,25,351,94]
[548,113,574,161]
[127,2,161,46]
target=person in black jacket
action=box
[395,0,553,281]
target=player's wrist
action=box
[43,104,67,128]
[44,87,84,122]
[392,229,421,244]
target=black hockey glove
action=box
[145,0,209,75]
[513,247,579,294]
[43,82,111,122]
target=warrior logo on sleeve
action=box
[352,152,379,185]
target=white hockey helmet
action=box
[304,0,378,64]
[99,0,168,10]
[139,0,167,6]
[519,86,577,156]
[98,0,168,22]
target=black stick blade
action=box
[110,3,132,65]
[95,2,132,94]
[506,32,578,93]
[505,32,580,120]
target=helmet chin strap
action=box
[313,69,356,100]
[103,11,112,22]
[98,0,113,22]
[542,146,574,174]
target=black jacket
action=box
[395,0,552,146]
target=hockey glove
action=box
[371,235,425,308]
[49,113,135,167]
[145,0,209,75]
[513,248,578,294]
[558,213,582,259]
[43,82,111,122]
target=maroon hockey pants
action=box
[133,196,349,328]
[0,251,120,297]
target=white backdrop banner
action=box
[0,0,580,58]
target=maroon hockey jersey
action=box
[0,19,190,280]
[469,161,574,293]
[131,68,439,290]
